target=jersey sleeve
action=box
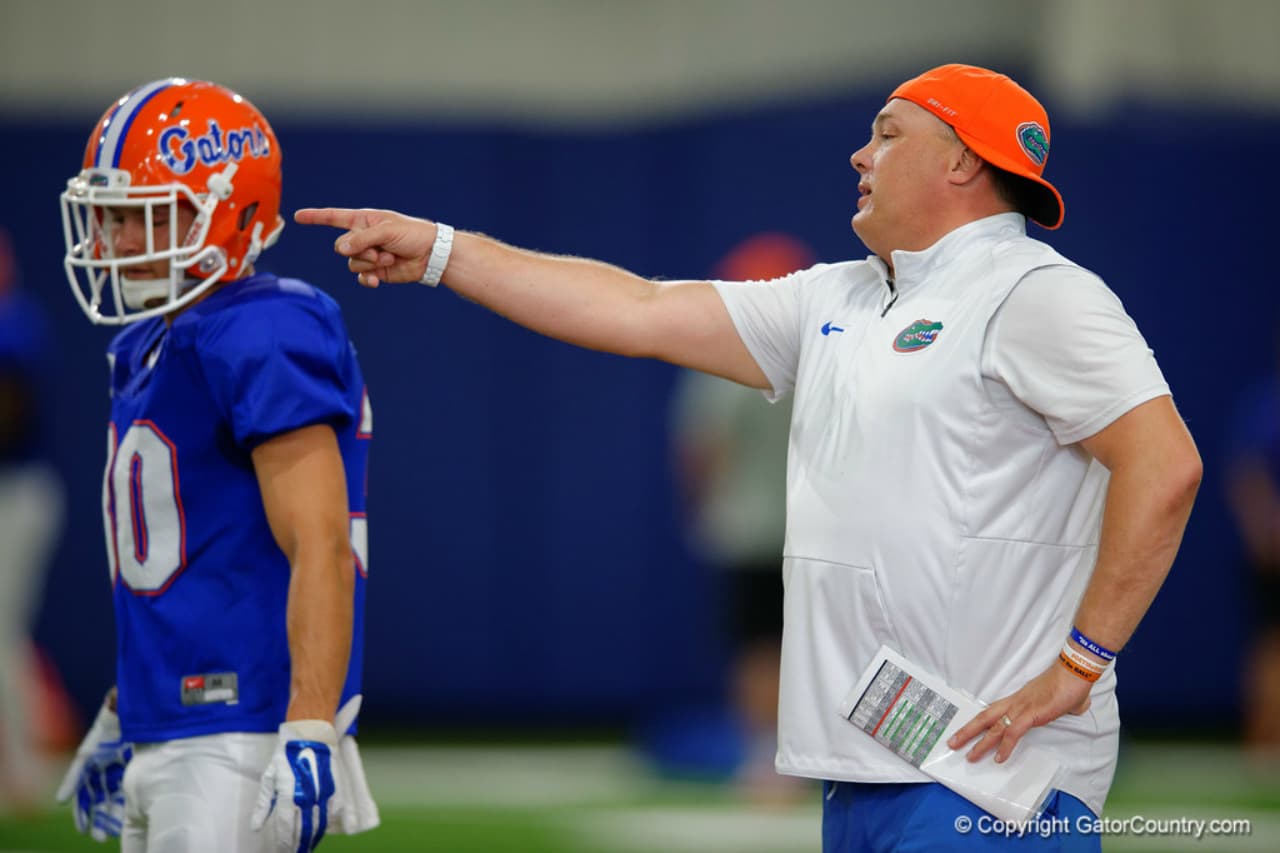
[982,265,1171,445]
[196,294,359,449]
[711,268,812,399]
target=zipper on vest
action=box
[880,277,899,317]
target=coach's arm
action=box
[294,207,770,390]
[950,394,1202,762]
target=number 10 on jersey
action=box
[103,421,369,592]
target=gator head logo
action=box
[1016,121,1049,167]
[893,319,944,353]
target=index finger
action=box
[294,207,369,229]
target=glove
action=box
[55,700,133,841]
[330,695,379,835]
[252,717,344,852]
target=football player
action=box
[57,78,378,852]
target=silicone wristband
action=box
[1059,651,1102,683]
[1060,642,1107,674]
[419,222,455,287]
[1070,626,1117,661]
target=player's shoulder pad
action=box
[217,273,341,316]
[179,274,349,368]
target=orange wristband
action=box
[1061,642,1108,673]
[1059,650,1102,683]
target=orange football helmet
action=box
[61,78,284,324]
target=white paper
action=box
[838,645,1060,826]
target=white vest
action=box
[718,216,1120,815]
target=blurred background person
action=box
[670,233,812,799]
[1225,352,1280,759]
[0,225,66,812]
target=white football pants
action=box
[121,732,277,853]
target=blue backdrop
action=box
[2,85,1274,733]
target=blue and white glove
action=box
[252,718,343,853]
[55,701,133,841]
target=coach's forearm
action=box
[443,231,672,357]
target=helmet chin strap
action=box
[118,240,229,313]
[120,275,199,310]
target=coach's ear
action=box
[946,145,986,187]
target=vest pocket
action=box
[784,558,900,672]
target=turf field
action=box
[2,740,1277,851]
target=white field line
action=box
[360,743,656,808]
[564,805,820,853]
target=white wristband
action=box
[1061,641,1108,674]
[419,222,455,287]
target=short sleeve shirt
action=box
[982,266,1170,444]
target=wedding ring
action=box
[1000,714,1013,728]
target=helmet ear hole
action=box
[238,201,258,231]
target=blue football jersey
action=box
[101,274,370,742]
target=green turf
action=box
[0,799,768,853]
[324,808,574,852]
[3,740,1278,852]
[0,808,569,852]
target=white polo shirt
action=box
[712,213,1170,815]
